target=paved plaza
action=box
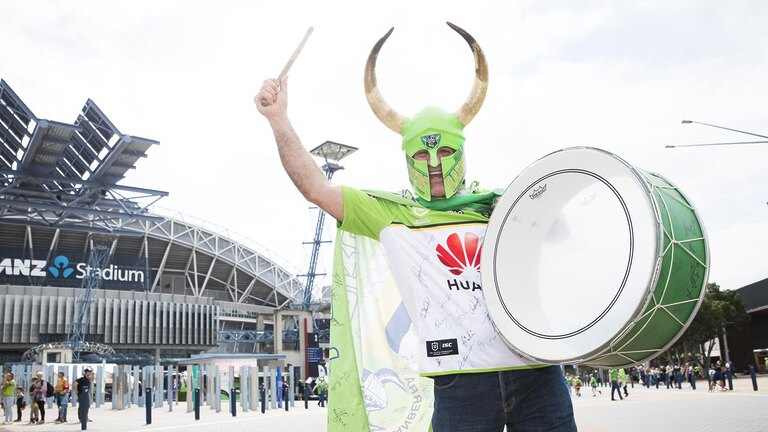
[573,375,768,432]
[2,376,766,432]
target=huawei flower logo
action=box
[436,232,482,275]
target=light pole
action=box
[666,120,768,148]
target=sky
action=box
[1,0,767,297]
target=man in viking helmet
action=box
[257,22,575,432]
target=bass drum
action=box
[482,147,708,367]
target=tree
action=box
[663,283,750,366]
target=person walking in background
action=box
[28,377,39,424]
[74,368,93,429]
[714,361,726,391]
[15,387,25,422]
[313,376,327,407]
[708,364,716,392]
[2,372,15,425]
[54,371,70,423]
[573,376,582,397]
[32,371,47,424]
[619,368,629,397]
[687,363,695,388]
[590,374,601,397]
[609,369,623,401]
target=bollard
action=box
[145,388,152,425]
[260,387,266,414]
[168,365,174,412]
[727,366,734,391]
[304,385,309,410]
[231,387,237,417]
[194,388,200,420]
[749,364,758,391]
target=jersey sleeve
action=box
[338,186,397,241]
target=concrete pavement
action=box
[2,376,766,432]
[572,375,768,432]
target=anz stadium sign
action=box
[0,251,148,290]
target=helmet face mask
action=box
[401,107,466,200]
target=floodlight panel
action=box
[58,145,91,179]
[76,113,112,157]
[0,132,17,168]
[0,109,28,150]
[21,121,79,175]
[0,81,36,170]
[309,140,358,162]
[0,80,35,141]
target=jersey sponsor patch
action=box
[426,338,459,357]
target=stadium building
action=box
[0,79,329,378]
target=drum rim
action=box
[484,146,706,365]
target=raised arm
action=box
[255,76,343,221]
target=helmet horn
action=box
[363,23,488,133]
[364,27,406,134]
[447,22,488,126]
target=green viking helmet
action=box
[364,22,489,201]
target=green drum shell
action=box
[585,169,709,368]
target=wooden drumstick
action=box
[260,26,314,107]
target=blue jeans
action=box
[431,366,576,432]
[57,394,68,421]
[3,395,14,422]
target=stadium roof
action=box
[737,277,768,313]
[0,208,303,308]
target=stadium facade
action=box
[0,79,329,379]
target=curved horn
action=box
[364,27,406,134]
[447,22,488,126]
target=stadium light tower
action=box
[300,141,358,310]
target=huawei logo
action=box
[436,232,482,275]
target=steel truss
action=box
[67,234,114,361]
[122,209,303,308]
[0,167,167,235]
[21,341,115,363]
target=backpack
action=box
[45,381,54,398]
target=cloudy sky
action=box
[2,0,766,296]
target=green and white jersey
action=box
[339,186,539,376]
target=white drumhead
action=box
[482,147,660,363]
